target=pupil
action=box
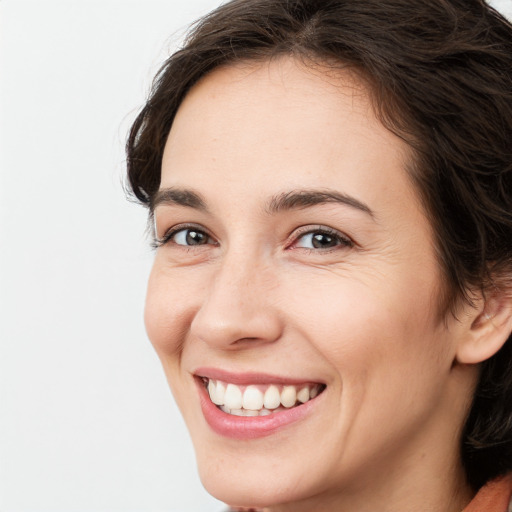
[312,233,336,248]
[186,230,206,245]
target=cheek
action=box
[283,267,449,392]
[283,275,453,466]
[144,264,192,360]
[144,266,199,417]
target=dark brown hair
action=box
[126,0,512,490]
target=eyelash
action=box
[287,225,354,252]
[153,224,354,252]
[153,223,214,249]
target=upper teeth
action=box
[206,379,323,414]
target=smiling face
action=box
[145,58,477,511]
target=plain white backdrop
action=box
[0,1,511,511]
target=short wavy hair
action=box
[126,0,512,490]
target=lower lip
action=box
[196,380,323,440]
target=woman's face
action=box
[146,58,473,510]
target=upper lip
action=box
[193,367,325,386]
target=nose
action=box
[190,253,283,349]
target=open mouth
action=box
[199,377,326,417]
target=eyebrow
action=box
[151,187,374,218]
[151,187,208,213]
[266,189,374,217]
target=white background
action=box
[0,1,511,511]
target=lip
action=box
[194,367,326,386]
[194,370,325,440]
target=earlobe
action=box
[456,290,512,365]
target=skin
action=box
[145,58,482,511]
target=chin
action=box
[196,456,306,509]
[190,423,336,510]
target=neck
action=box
[265,461,473,512]
[266,365,478,512]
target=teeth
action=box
[297,386,310,404]
[243,385,264,410]
[263,385,281,409]
[205,378,324,416]
[224,383,243,410]
[208,379,226,406]
[280,385,297,408]
[208,380,215,401]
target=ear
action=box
[456,287,512,365]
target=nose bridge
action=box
[219,247,257,291]
[190,247,282,348]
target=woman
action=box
[126,0,512,510]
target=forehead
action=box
[160,57,418,219]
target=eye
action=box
[155,225,216,248]
[173,228,210,246]
[292,227,353,251]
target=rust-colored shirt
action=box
[463,474,512,512]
